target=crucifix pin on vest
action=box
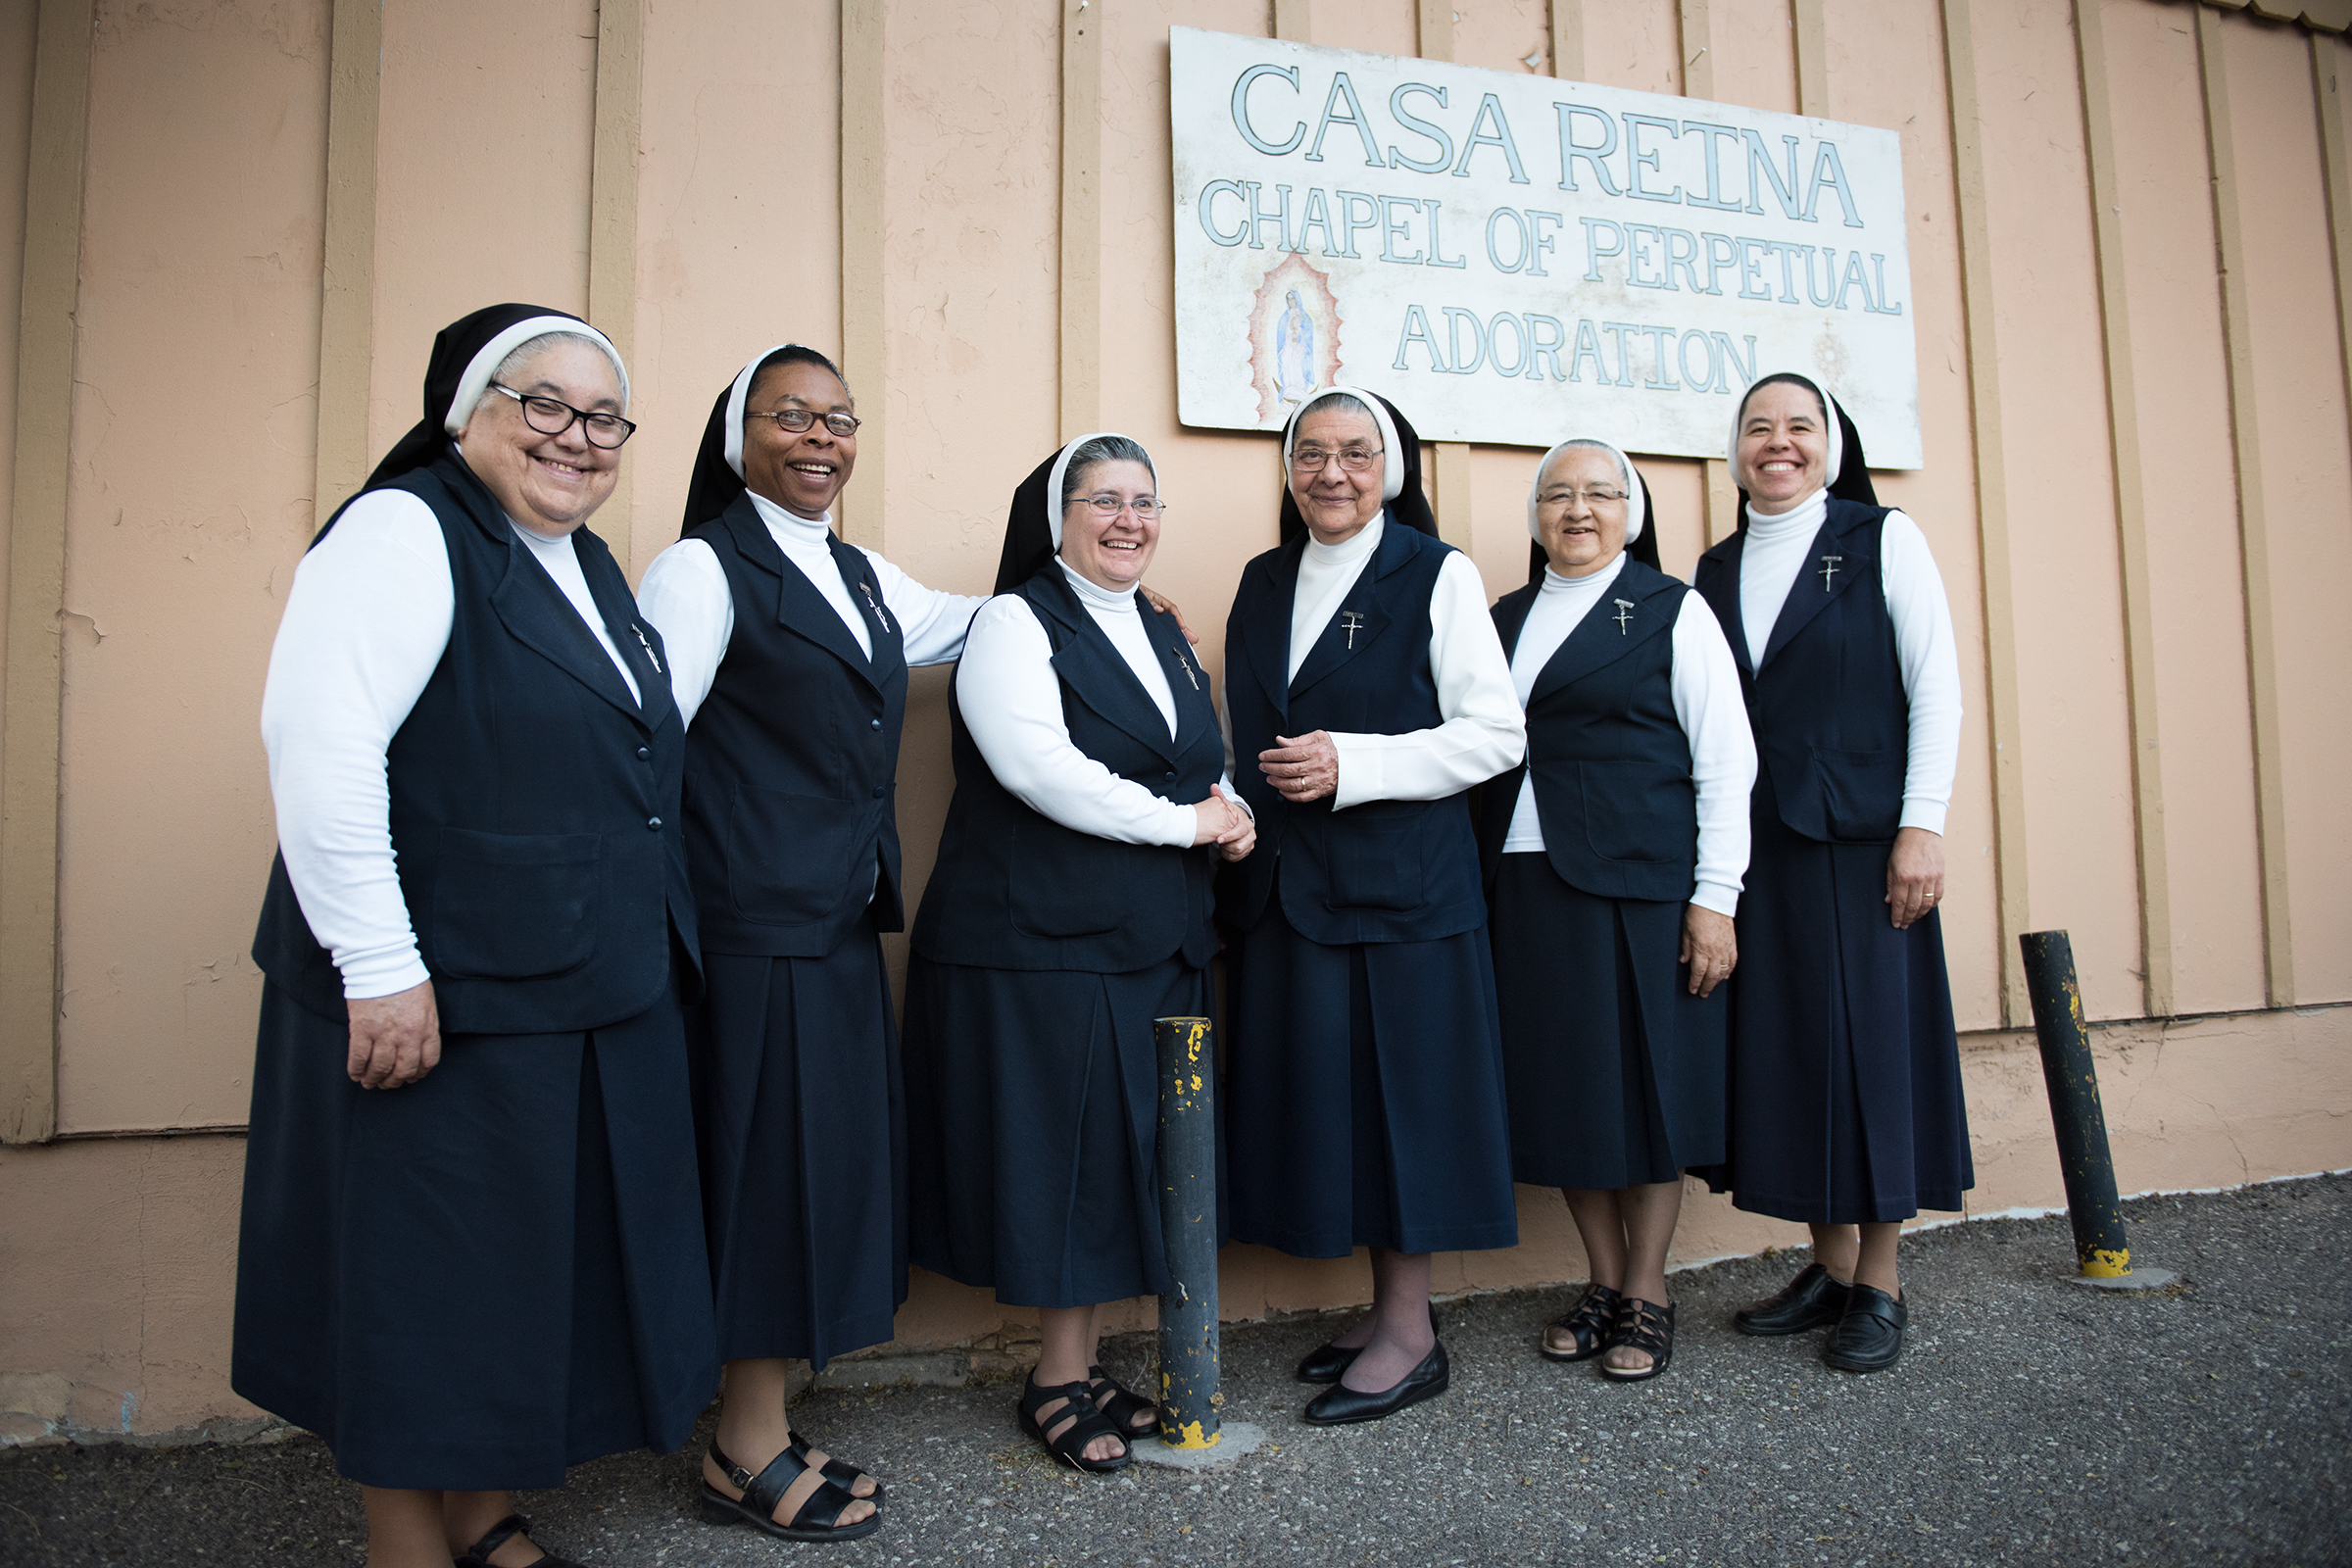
[858,578,893,633]
[632,623,663,673]
[1173,645,1200,689]
[1818,554,1843,591]
[1612,598,1636,634]
[1339,610,1366,649]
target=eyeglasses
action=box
[1291,444,1383,473]
[749,407,862,438]
[1067,494,1169,520]
[487,383,637,449]
[1536,487,1630,508]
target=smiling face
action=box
[742,360,857,521]
[1534,446,1631,579]
[456,336,622,537]
[1734,379,1831,513]
[1057,458,1160,591]
[1287,402,1386,546]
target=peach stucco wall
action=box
[2,0,2348,1440]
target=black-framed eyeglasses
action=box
[1291,444,1383,472]
[749,407,862,439]
[487,383,637,449]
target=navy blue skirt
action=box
[1491,853,1727,1189]
[1706,768,1973,1223]
[1224,888,1519,1258]
[231,975,718,1491]
[690,917,907,1370]
[902,954,1200,1308]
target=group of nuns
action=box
[233,301,1969,1564]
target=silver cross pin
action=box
[1612,598,1636,634]
[858,579,894,632]
[1339,610,1366,649]
[1818,554,1843,591]
[1173,646,1200,689]
[632,623,663,673]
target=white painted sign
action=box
[1170,27,1922,466]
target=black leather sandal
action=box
[1540,1283,1624,1363]
[700,1438,882,1544]
[454,1513,585,1568]
[787,1432,885,1504]
[1018,1374,1133,1473]
[1088,1364,1160,1439]
[1597,1298,1677,1383]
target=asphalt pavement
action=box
[4,1176,2345,1568]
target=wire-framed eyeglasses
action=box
[1536,486,1631,508]
[1290,444,1383,473]
[1066,494,1169,520]
[487,383,637,449]
[749,407,862,438]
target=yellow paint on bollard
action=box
[2081,1247,2132,1279]
[1160,1420,1221,1450]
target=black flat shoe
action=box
[455,1514,586,1568]
[1540,1283,1624,1363]
[1300,1341,1450,1426]
[1597,1298,1676,1383]
[1297,1304,1443,1384]
[1733,1262,1852,1336]
[1822,1284,1908,1373]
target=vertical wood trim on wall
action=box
[2074,0,2173,1019]
[1940,0,2033,1027]
[1793,0,1831,118]
[587,0,645,572]
[1680,0,1714,99]
[839,0,886,551]
[314,0,380,530]
[1,0,93,1145]
[1060,0,1102,441]
[1550,0,1584,81]
[2315,35,2352,433]
[1417,0,1472,550]
[2196,5,2294,1007]
[1272,0,1311,46]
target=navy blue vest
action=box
[251,456,697,1034]
[681,495,908,956]
[1481,560,1698,902]
[911,567,1222,973]
[1694,499,1908,844]
[1219,518,1487,945]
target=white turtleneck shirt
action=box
[261,483,645,1000]
[1736,488,1963,834]
[954,560,1239,847]
[1229,513,1524,809]
[1499,550,1755,916]
[635,490,988,725]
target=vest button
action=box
[872,785,886,799]
[1165,770,1177,781]
[636,746,650,760]
[647,816,662,831]
[871,718,883,730]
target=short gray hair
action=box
[1059,433,1155,507]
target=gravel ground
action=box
[4,1177,2345,1568]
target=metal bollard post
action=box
[2017,931,2175,1291]
[1152,1015,1221,1449]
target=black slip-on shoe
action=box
[1300,1341,1449,1426]
[1733,1262,1853,1336]
[1298,1304,1442,1384]
[1821,1283,1908,1373]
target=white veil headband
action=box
[1282,384,1405,504]
[720,341,832,479]
[1046,432,1156,551]
[1527,438,1647,545]
[1725,371,1844,498]
[443,316,629,437]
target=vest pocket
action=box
[1322,806,1426,911]
[431,828,600,979]
[1578,760,1695,863]
[726,786,864,925]
[1008,818,1127,937]
[1812,745,1905,842]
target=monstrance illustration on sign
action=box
[1248,252,1343,422]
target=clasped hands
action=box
[1193,783,1256,861]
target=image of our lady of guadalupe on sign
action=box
[1248,253,1342,424]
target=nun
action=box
[1694,372,1970,1373]
[1220,387,1526,1425]
[902,433,1252,1472]
[1481,439,1754,1383]
[633,343,997,1541]
[236,305,715,1568]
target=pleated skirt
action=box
[231,975,718,1491]
[1706,768,1974,1223]
[902,953,1201,1308]
[1223,886,1520,1259]
[1491,853,1727,1189]
[689,917,907,1371]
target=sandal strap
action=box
[459,1513,532,1565]
[1023,1376,1127,1460]
[1088,1365,1158,1429]
[710,1438,853,1528]
[1609,1298,1677,1356]
[787,1433,871,1493]
[1549,1284,1623,1350]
